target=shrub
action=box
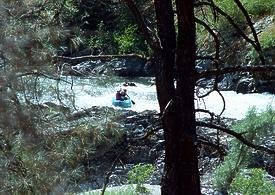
[229,168,275,195]
[88,22,118,55]
[127,163,155,194]
[242,0,275,17]
[213,107,274,193]
[114,25,150,55]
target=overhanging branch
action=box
[195,1,265,64]
[196,121,275,154]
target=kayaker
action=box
[116,87,128,100]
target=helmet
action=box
[121,86,127,91]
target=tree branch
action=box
[196,121,275,154]
[195,18,220,65]
[195,1,265,64]
[16,71,72,84]
[53,54,146,65]
[122,0,160,51]
[232,0,265,64]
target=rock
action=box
[235,77,256,94]
[122,82,137,87]
[65,56,153,77]
[255,80,275,94]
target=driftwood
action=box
[53,54,146,66]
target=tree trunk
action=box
[154,0,176,112]
[161,0,201,194]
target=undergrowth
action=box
[213,106,274,194]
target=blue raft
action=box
[112,96,132,108]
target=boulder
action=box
[65,56,154,77]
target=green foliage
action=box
[0,92,124,194]
[258,24,275,49]
[229,168,275,195]
[79,185,139,195]
[0,0,79,67]
[88,22,118,54]
[214,0,275,21]
[241,0,275,17]
[213,107,274,193]
[114,25,149,55]
[127,164,155,194]
[115,25,138,54]
[247,23,275,64]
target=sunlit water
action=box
[23,76,275,120]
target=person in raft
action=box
[116,86,128,101]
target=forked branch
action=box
[195,1,265,64]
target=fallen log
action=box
[53,54,146,66]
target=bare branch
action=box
[122,0,160,51]
[53,54,146,66]
[195,108,217,123]
[232,0,265,64]
[195,1,265,64]
[195,18,220,64]
[216,89,226,116]
[196,121,275,154]
[16,71,72,84]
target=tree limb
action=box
[196,121,275,154]
[232,0,265,64]
[195,1,265,64]
[122,0,160,51]
[16,71,72,84]
[195,18,220,65]
[53,54,146,65]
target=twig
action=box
[16,71,72,85]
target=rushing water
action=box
[22,75,275,120]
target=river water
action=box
[24,76,275,120]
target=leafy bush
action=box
[229,168,275,195]
[258,24,275,49]
[213,107,274,193]
[241,0,275,17]
[88,22,118,55]
[115,25,138,54]
[114,25,149,55]
[127,163,155,194]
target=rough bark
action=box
[154,0,176,112]
[161,0,201,194]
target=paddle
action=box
[126,94,135,105]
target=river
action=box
[23,75,275,120]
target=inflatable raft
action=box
[112,97,132,108]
